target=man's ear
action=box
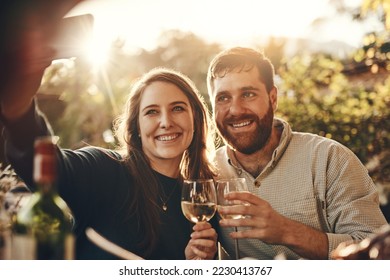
[270,86,278,112]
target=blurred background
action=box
[0,0,389,218]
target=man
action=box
[207,47,387,259]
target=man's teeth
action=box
[157,134,178,141]
[232,121,251,128]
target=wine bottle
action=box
[0,202,12,260]
[12,136,74,259]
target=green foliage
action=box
[40,41,138,149]
[361,0,390,30]
[262,37,287,74]
[278,54,389,163]
[130,30,221,105]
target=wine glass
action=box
[181,179,217,223]
[216,177,248,259]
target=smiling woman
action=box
[2,65,218,259]
[138,81,195,176]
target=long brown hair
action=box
[113,67,216,256]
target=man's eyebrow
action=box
[240,86,260,91]
[214,86,260,97]
[215,90,230,96]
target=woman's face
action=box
[138,81,194,168]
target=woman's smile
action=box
[155,133,181,142]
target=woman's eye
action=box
[145,109,158,115]
[172,106,185,112]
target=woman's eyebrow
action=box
[170,101,189,106]
[141,101,189,112]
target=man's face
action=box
[210,67,277,154]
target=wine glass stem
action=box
[234,226,240,259]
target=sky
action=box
[67,0,383,54]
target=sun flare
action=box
[68,0,374,57]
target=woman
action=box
[110,67,218,259]
[0,3,217,259]
[2,68,218,259]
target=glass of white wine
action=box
[216,178,248,259]
[181,179,217,223]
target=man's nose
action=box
[229,98,246,116]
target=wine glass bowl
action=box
[216,178,248,220]
[216,177,248,260]
[181,179,217,223]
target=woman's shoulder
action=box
[60,146,125,170]
[76,146,123,160]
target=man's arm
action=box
[219,192,329,259]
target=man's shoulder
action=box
[292,130,340,144]
[290,131,355,157]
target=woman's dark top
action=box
[2,104,193,259]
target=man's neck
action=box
[232,127,282,177]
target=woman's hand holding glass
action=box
[181,179,218,259]
[184,222,217,260]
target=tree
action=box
[360,0,390,30]
[130,30,221,106]
[278,53,389,164]
[40,40,137,149]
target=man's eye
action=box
[216,95,229,102]
[243,91,255,98]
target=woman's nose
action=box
[159,111,173,129]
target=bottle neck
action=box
[36,181,57,196]
[33,138,57,195]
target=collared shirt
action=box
[214,118,387,259]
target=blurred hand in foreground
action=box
[0,0,83,121]
[331,224,390,260]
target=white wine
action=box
[12,136,74,259]
[217,205,243,220]
[181,201,216,223]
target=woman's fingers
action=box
[188,239,217,259]
[192,222,217,239]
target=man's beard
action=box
[217,105,274,155]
